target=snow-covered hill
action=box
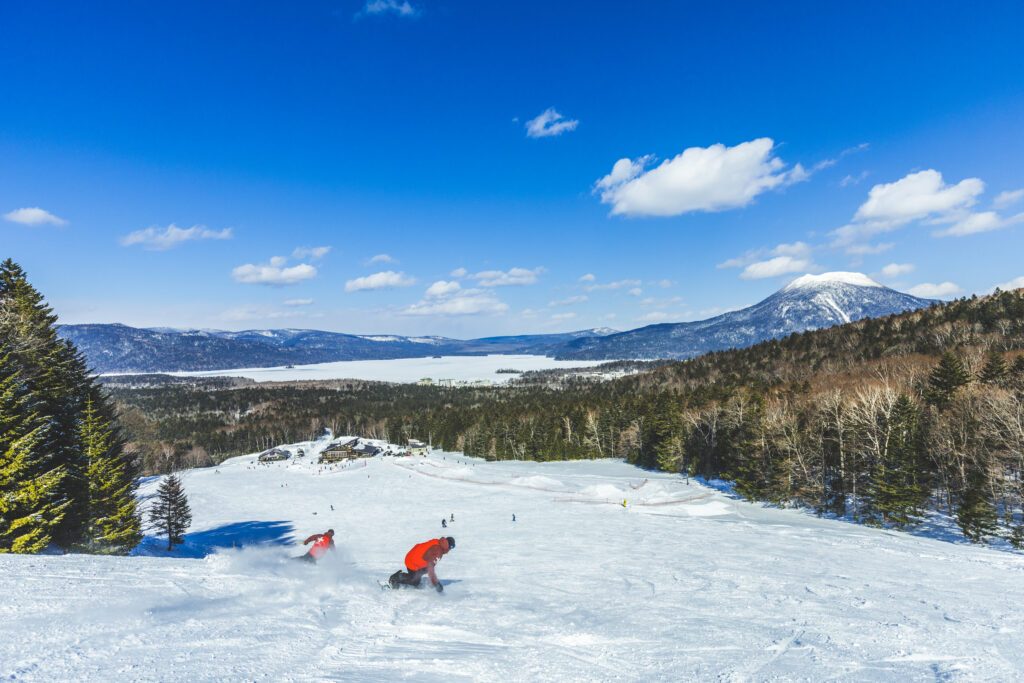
[558,272,937,360]
[3,442,1023,681]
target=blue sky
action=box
[3,0,1023,337]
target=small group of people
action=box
[296,528,456,593]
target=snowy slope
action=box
[558,272,937,360]
[3,443,1024,681]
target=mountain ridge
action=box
[59,273,938,372]
[555,272,937,360]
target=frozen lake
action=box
[168,354,608,384]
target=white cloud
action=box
[772,241,812,257]
[854,170,983,224]
[740,255,813,280]
[400,290,508,317]
[549,295,588,307]
[933,211,1024,237]
[232,259,317,286]
[4,207,68,226]
[656,279,673,288]
[368,253,396,264]
[359,0,417,17]
[578,273,596,282]
[470,267,543,287]
[525,108,579,138]
[637,311,676,323]
[220,305,321,322]
[840,171,869,187]
[907,281,961,299]
[640,295,683,308]
[584,278,642,292]
[719,241,813,273]
[283,298,314,307]
[994,189,1024,209]
[995,276,1024,291]
[876,264,917,280]
[845,242,894,255]
[121,224,232,250]
[292,245,332,259]
[832,169,991,248]
[595,138,806,217]
[879,263,914,278]
[550,312,577,321]
[425,280,461,298]
[344,270,416,292]
[450,267,468,278]
[628,287,643,296]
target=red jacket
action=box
[304,533,335,559]
[404,538,450,585]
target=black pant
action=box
[389,568,427,588]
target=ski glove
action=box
[435,583,444,593]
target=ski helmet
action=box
[445,536,455,550]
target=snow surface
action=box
[167,354,607,384]
[784,272,883,291]
[3,441,1024,681]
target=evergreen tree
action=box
[0,259,90,547]
[979,350,1008,385]
[925,351,971,409]
[1010,522,1024,551]
[0,348,69,553]
[149,474,192,551]
[79,395,142,554]
[956,468,998,543]
[870,395,927,528]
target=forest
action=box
[1,260,141,554]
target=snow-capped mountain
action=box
[556,272,937,360]
[57,324,619,373]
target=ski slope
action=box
[3,440,1024,681]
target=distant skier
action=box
[296,528,335,563]
[512,513,516,522]
[441,518,447,528]
[450,513,455,523]
[388,536,455,592]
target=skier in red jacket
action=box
[297,528,335,563]
[388,536,455,592]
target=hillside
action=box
[558,272,936,360]
[107,288,1024,548]
[3,446,1023,680]
[58,324,618,374]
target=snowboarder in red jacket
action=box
[297,529,335,563]
[388,536,455,592]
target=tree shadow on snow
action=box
[133,520,296,558]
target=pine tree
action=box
[80,395,142,554]
[149,474,192,551]
[925,351,970,409]
[957,468,998,543]
[1010,522,1024,551]
[0,348,69,553]
[0,259,90,547]
[870,395,927,528]
[979,350,1008,385]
